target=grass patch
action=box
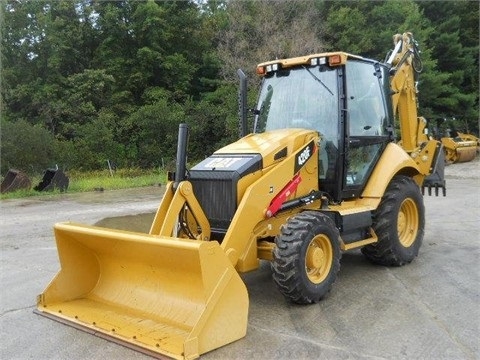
[0,168,167,200]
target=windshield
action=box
[254,66,339,142]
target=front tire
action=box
[272,211,341,304]
[362,175,425,266]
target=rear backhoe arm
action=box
[388,32,426,153]
[387,33,445,192]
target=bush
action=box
[1,119,56,175]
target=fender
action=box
[362,142,421,199]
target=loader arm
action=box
[149,181,211,240]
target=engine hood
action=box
[214,128,318,168]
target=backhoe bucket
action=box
[36,222,248,360]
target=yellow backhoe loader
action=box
[36,32,446,359]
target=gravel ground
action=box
[1,155,479,360]
[444,155,480,179]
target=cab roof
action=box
[256,51,377,75]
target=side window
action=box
[346,143,382,185]
[347,62,387,136]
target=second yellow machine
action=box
[37,33,445,359]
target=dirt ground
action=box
[1,157,479,360]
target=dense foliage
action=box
[1,0,478,174]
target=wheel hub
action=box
[306,246,324,269]
[397,198,419,247]
[305,235,332,284]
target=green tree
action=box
[319,0,449,122]
[2,0,99,130]
[321,0,432,59]
[66,115,124,170]
[416,1,479,134]
[185,83,239,159]
[125,93,185,168]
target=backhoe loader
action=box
[36,32,445,359]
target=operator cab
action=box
[254,53,394,202]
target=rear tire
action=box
[272,211,341,304]
[362,175,425,266]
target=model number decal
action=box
[297,146,311,166]
[294,141,315,173]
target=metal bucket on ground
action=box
[1,169,31,194]
[34,169,69,192]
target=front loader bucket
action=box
[36,222,248,360]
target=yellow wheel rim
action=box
[305,234,333,284]
[397,198,419,247]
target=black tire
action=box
[362,175,425,266]
[271,211,341,304]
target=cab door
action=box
[342,60,392,199]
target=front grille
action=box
[189,173,236,233]
[188,153,262,235]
